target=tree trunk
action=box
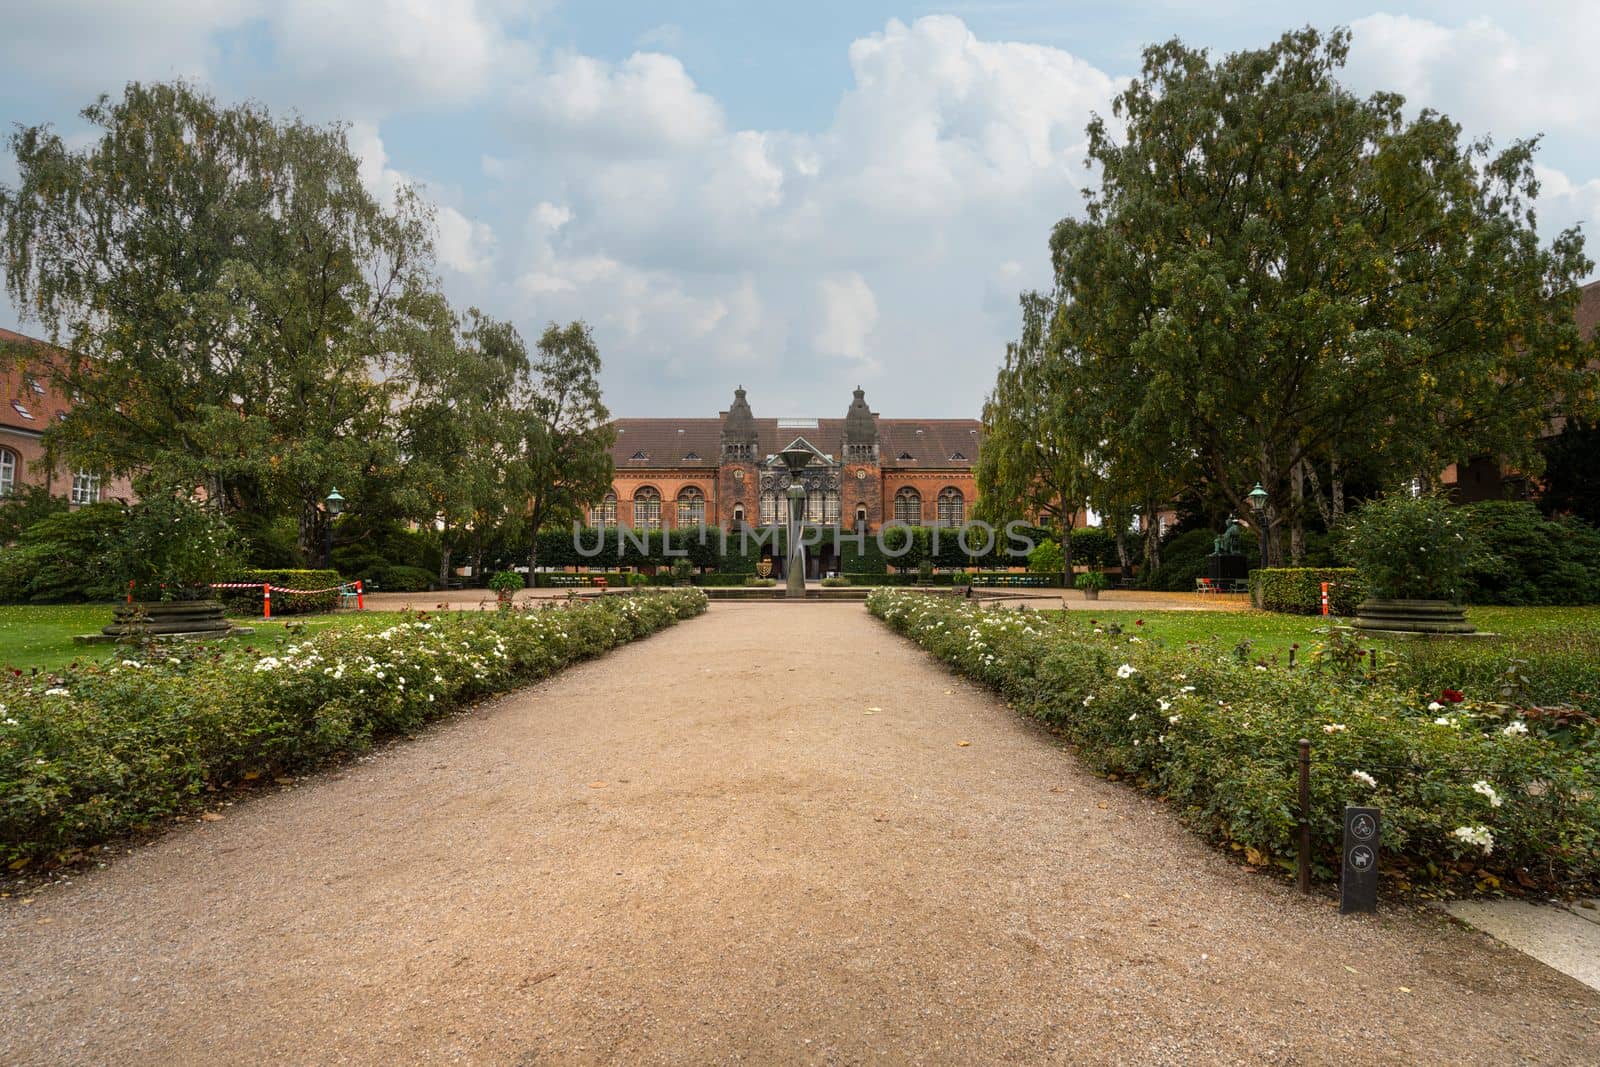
[1142,500,1162,577]
[524,502,543,587]
[438,539,453,589]
[1290,459,1306,566]
[1114,523,1132,580]
[1331,454,1345,524]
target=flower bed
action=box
[867,590,1599,893]
[1,589,707,867]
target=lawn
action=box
[0,603,412,672]
[1048,605,1600,660]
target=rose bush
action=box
[868,589,1599,893]
[0,589,706,867]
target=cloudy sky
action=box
[3,1,1598,418]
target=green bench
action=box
[971,574,1052,588]
[546,574,610,589]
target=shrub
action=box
[1343,492,1473,600]
[1248,568,1365,614]
[742,577,777,587]
[371,565,434,592]
[866,590,1600,893]
[215,569,344,616]
[1027,538,1064,575]
[0,589,708,866]
[0,484,67,546]
[820,576,850,587]
[0,504,126,603]
[1457,502,1600,606]
[104,488,240,600]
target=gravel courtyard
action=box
[3,601,1597,1064]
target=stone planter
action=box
[102,599,233,639]
[1082,587,1101,601]
[1354,598,1475,635]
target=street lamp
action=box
[778,442,813,599]
[1246,482,1268,565]
[324,488,345,568]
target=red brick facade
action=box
[600,387,981,532]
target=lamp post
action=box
[324,488,345,568]
[778,443,813,599]
[1246,482,1268,567]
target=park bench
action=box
[546,574,609,589]
[972,573,1052,588]
[1196,577,1248,595]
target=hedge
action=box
[215,569,345,615]
[1456,502,1600,605]
[1248,568,1365,615]
[0,588,708,866]
[867,590,1599,893]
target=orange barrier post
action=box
[263,583,272,620]
[356,579,365,610]
[127,580,134,605]
[1320,582,1330,616]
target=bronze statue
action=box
[1213,516,1244,556]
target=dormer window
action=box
[897,451,913,461]
[630,450,650,461]
[11,400,33,420]
[25,376,44,395]
[684,451,701,461]
[949,451,966,461]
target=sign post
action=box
[1340,805,1380,914]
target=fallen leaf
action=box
[944,689,953,695]
[1398,986,1412,993]
[201,812,224,822]
[1343,965,1359,974]
[588,781,607,789]
[956,740,971,747]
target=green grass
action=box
[0,603,414,672]
[1052,605,1600,660]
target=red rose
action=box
[1441,689,1464,703]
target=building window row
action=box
[0,448,102,504]
[893,486,965,526]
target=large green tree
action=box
[400,309,530,585]
[0,81,446,559]
[975,291,1091,583]
[516,321,615,583]
[1050,27,1597,566]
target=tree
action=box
[1537,417,1600,526]
[400,309,530,586]
[1049,27,1597,566]
[516,321,615,584]
[0,81,447,558]
[975,291,1092,585]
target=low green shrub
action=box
[0,504,126,603]
[820,576,850,587]
[1343,491,1472,600]
[1249,568,1365,615]
[0,589,707,866]
[215,570,344,615]
[371,565,434,592]
[1457,502,1600,606]
[867,590,1599,893]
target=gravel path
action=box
[3,602,1597,1064]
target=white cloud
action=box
[507,51,724,155]
[0,0,257,91]
[348,121,496,276]
[814,273,879,362]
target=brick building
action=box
[598,386,982,575]
[0,328,135,507]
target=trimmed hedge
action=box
[0,589,708,866]
[1249,568,1365,615]
[867,590,1599,893]
[216,569,345,615]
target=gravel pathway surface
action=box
[3,602,1597,1064]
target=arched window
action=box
[0,448,16,497]
[894,487,922,526]
[633,486,661,529]
[805,486,840,524]
[676,485,705,526]
[937,486,965,525]
[854,503,868,529]
[732,503,745,526]
[588,491,617,527]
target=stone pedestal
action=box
[1354,598,1475,634]
[1206,553,1248,583]
[102,599,232,638]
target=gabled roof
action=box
[608,416,981,468]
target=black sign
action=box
[1340,805,1380,914]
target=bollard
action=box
[1297,738,1312,894]
[1288,646,1296,670]
[1369,648,1377,674]
[127,580,134,605]
[356,579,365,610]
[1320,581,1330,616]
[263,583,272,620]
